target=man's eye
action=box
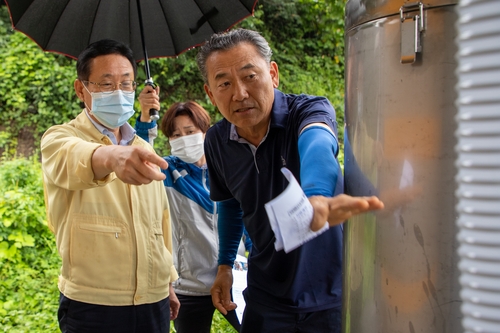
[100,83,114,89]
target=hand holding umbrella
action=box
[138,84,161,123]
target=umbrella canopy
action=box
[5,0,258,119]
[4,0,258,62]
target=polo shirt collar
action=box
[269,88,288,130]
[229,121,271,147]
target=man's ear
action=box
[74,79,85,102]
[270,61,279,88]
[204,83,217,106]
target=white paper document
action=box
[264,167,329,253]
[232,254,248,323]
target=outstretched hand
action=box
[92,145,168,185]
[309,194,384,231]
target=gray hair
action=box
[196,28,273,84]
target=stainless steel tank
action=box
[343,1,462,332]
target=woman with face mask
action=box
[136,97,248,333]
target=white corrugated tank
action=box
[455,0,500,332]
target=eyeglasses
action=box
[82,80,137,94]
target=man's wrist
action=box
[218,264,233,273]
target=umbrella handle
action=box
[145,78,160,121]
[137,0,158,120]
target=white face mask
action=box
[169,133,205,164]
[83,84,135,129]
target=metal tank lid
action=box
[345,0,458,31]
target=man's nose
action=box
[232,81,249,101]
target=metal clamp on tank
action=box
[400,2,425,64]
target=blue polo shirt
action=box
[204,89,344,312]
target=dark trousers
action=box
[240,300,341,333]
[174,294,241,333]
[58,293,170,333]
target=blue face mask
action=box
[85,88,135,129]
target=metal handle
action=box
[145,78,159,121]
[400,2,426,64]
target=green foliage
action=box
[0,158,47,262]
[0,8,80,156]
[255,0,346,140]
[0,158,61,332]
[0,131,17,158]
[210,311,238,333]
[0,261,60,332]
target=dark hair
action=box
[76,39,137,81]
[196,28,272,84]
[160,101,211,138]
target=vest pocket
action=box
[70,220,133,290]
[150,227,173,288]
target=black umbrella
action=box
[4,0,258,119]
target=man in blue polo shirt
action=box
[196,28,384,333]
